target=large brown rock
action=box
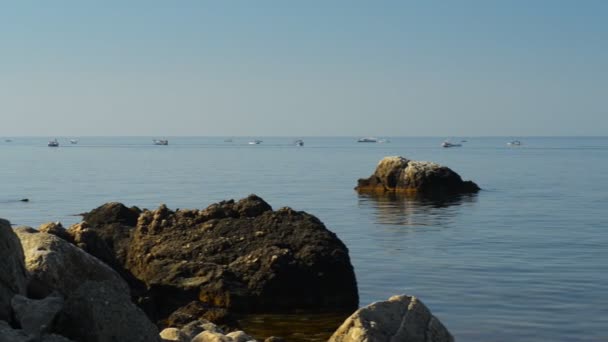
[356,156,479,195]
[80,202,141,265]
[13,227,129,298]
[329,295,453,342]
[82,195,358,321]
[0,218,28,322]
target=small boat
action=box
[357,137,378,143]
[5,139,12,142]
[441,141,462,148]
[224,139,233,143]
[153,139,168,145]
[248,140,262,145]
[70,139,79,144]
[48,139,59,147]
[294,139,304,146]
[507,140,522,146]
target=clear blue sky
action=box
[1,1,606,136]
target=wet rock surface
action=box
[356,156,480,195]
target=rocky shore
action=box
[0,195,453,341]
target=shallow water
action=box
[1,136,608,341]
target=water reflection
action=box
[357,192,478,227]
[238,311,350,342]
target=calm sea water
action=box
[1,136,607,341]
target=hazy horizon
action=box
[1,1,606,136]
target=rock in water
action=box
[356,156,480,195]
[329,295,453,342]
[0,218,28,322]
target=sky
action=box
[0,1,606,136]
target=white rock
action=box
[329,295,453,342]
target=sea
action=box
[1,136,607,341]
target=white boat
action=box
[70,139,79,144]
[153,139,168,145]
[357,137,378,143]
[48,139,59,147]
[294,139,304,146]
[507,140,522,146]
[248,140,262,145]
[441,141,462,148]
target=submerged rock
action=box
[356,156,479,195]
[329,295,453,342]
[0,218,28,322]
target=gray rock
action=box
[0,320,29,342]
[53,280,160,342]
[13,227,129,298]
[191,330,232,342]
[11,293,64,337]
[0,320,75,342]
[226,330,255,342]
[40,334,76,342]
[329,295,454,342]
[180,319,217,340]
[0,219,28,322]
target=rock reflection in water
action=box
[358,192,478,226]
[238,311,350,342]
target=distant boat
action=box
[358,137,378,143]
[248,140,262,145]
[70,139,79,144]
[224,139,233,143]
[441,141,462,148]
[507,140,522,146]
[48,139,59,147]
[153,139,168,145]
[461,140,468,142]
[5,139,12,142]
[294,139,304,146]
